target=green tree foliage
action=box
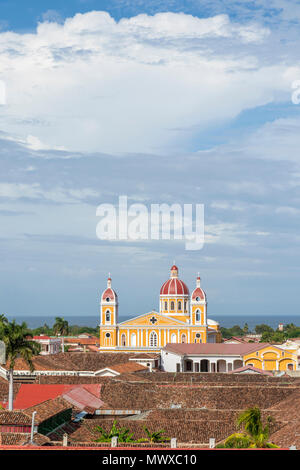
[143,426,170,443]
[255,324,274,335]
[217,433,252,448]
[94,421,170,444]
[53,317,69,353]
[217,406,279,448]
[2,320,40,410]
[53,317,69,336]
[94,420,135,443]
[0,314,8,339]
[260,331,286,343]
[220,325,245,339]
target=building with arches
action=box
[161,342,298,373]
[99,265,221,352]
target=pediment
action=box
[119,311,188,327]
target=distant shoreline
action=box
[5,314,300,331]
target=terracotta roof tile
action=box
[163,342,271,356]
[0,411,32,425]
[24,396,72,424]
[0,432,51,446]
[227,365,273,376]
[13,384,80,409]
[106,362,148,374]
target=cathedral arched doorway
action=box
[181,334,187,343]
[121,334,126,347]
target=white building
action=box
[161,343,266,372]
[32,335,61,355]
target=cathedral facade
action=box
[99,265,221,352]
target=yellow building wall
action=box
[244,346,297,371]
[101,305,115,325]
[191,305,204,325]
[161,297,188,314]
[100,327,117,347]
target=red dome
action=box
[171,265,178,271]
[102,288,118,302]
[192,287,205,301]
[160,278,189,296]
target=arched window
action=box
[178,301,182,310]
[131,333,137,347]
[106,297,110,302]
[171,333,177,343]
[121,334,126,347]
[181,334,187,343]
[105,311,111,323]
[195,310,201,323]
[164,301,168,311]
[184,300,187,311]
[150,332,158,347]
[170,301,175,311]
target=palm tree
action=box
[94,420,135,443]
[236,406,276,448]
[0,314,8,337]
[53,317,69,353]
[217,406,278,448]
[2,320,40,410]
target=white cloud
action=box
[276,206,300,216]
[26,135,66,151]
[0,183,99,203]
[0,11,292,154]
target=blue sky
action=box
[1,1,300,319]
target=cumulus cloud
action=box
[0,10,294,154]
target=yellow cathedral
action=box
[99,265,221,352]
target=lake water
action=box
[6,314,300,331]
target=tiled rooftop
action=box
[0,432,51,446]
[24,396,72,424]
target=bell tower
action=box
[191,274,207,326]
[100,275,118,349]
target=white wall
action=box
[161,350,182,372]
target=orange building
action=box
[99,265,221,352]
